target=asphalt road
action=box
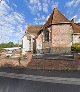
[0,68,80,78]
[0,76,80,92]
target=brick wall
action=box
[51,24,73,54]
[27,58,80,70]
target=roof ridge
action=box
[53,8,70,23]
[74,23,80,26]
[72,23,80,33]
[43,8,70,28]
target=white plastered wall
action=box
[73,34,80,44]
[22,35,30,54]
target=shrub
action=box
[71,44,80,52]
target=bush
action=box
[71,44,80,52]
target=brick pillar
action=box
[27,53,32,62]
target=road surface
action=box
[0,71,80,92]
[0,76,80,92]
[0,68,80,78]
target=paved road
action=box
[1,72,80,85]
[0,76,80,92]
[0,68,80,78]
[0,68,80,92]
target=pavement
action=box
[33,53,75,60]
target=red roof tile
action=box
[27,25,42,35]
[43,8,70,28]
[26,8,80,34]
[72,23,80,33]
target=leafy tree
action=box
[0,42,22,49]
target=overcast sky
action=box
[0,0,80,43]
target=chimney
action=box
[71,18,75,23]
[71,16,77,23]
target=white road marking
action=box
[0,72,80,85]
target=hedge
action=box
[71,44,80,52]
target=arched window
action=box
[44,28,49,42]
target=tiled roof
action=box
[26,8,80,34]
[72,23,80,33]
[26,8,70,34]
[43,8,70,28]
[27,25,42,35]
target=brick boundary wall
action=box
[27,54,80,70]
[0,53,80,70]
